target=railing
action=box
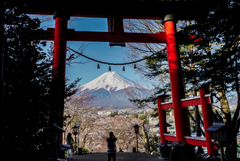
[161,94,211,109]
[157,84,215,155]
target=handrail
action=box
[184,136,206,141]
[161,94,211,105]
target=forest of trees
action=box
[1,1,79,160]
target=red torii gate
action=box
[45,13,190,151]
[21,0,218,160]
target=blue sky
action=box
[38,16,152,87]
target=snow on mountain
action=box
[76,72,152,108]
[80,71,147,92]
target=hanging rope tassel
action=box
[109,66,111,71]
[134,64,137,69]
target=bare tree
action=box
[123,19,167,80]
[63,92,97,147]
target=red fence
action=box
[157,85,215,155]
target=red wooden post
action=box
[52,11,69,160]
[53,11,68,134]
[199,85,214,155]
[164,14,189,143]
[53,12,68,80]
[53,12,69,129]
[157,95,167,144]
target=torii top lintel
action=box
[24,0,218,20]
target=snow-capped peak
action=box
[80,71,142,92]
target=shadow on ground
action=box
[66,152,167,161]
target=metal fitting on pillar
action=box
[53,10,70,20]
[163,14,177,24]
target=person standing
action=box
[66,133,74,160]
[107,132,117,161]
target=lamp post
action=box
[206,122,226,161]
[133,124,140,152]
[72,125,79,153]
[217,127,227,161]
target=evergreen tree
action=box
[3,1,78,160]
[179,0,240,157]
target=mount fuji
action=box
[76,72,152,108]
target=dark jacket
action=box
[107,137,117,152]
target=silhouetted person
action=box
[67,133,74,160]
[107,132,117,161]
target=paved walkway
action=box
[64,152,167,161]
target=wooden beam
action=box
[162,102,174,109]
[185,136,207,147]
[42,28,167,43]
[161,95,211,109]
[181,97,201,107]
[164,133,177,141]
[24,0,218,20]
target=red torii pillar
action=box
[163,14,190,143]
[199,84,214,155]
[53,11,68,81]
[52,10,69,159]
[157,94,167,145]
[52,10,69,144]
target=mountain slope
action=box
[76,72,151,108]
